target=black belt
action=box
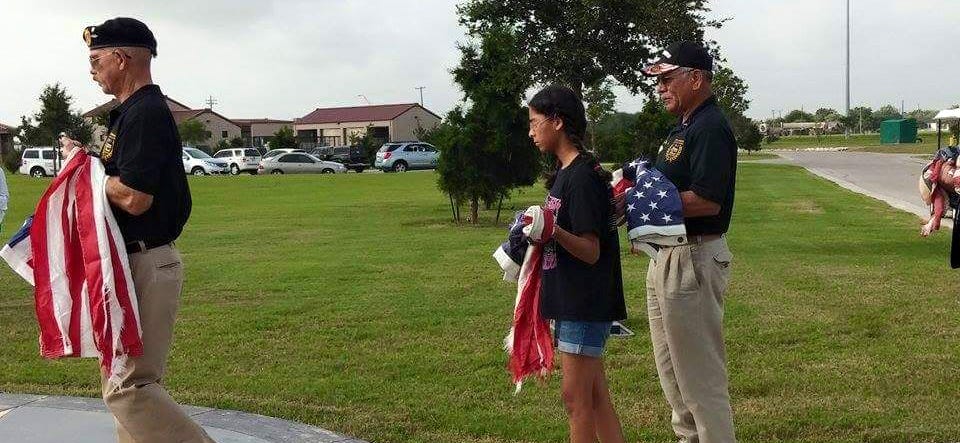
[126,240,172,254]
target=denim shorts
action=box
[554,320,613,358]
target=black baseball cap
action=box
[642,41,712,76]
[83,18,157,56]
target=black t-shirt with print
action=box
[653,96,737,235]
[540,154,626,321]
[101,84,191,245]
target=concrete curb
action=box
[0,393,367,443]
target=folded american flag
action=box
[612,158,687,257]
[0,150,142,386]
[493,206,554,393]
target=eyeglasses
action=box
[89,49,131,68]
[529,117,553,129]
[656,68,695,87]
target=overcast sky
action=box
[2,0,958,127]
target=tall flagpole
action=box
[844,0,851,138]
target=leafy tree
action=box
[783,109,814,123]
[583,79,617,149]
[229,136,245,149]
[712,66,761,152]
[874,104,902,124]
[269,125,298,150]
[16,83,92,147]
[216,139,231,152]
[844,106,874,133]
[177,119,211,147]
[434,26,540,224]
[348,125,381,164]
[458,0,721,98]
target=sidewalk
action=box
[0,393,366,443]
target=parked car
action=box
[213,147,262,175]
[306,146,333,160]
[19,147,58,177]
[258,153,347,175]
[182,147,229,175]
[326,145,368,173]
[262,148,306,160]
[374,142,439,172]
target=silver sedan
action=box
[257,153,347,175]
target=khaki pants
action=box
[101,244,214,443]
[646,237,736,443]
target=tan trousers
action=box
[646,237,736,443]
[101,244,214,443]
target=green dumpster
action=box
[880,118,918,144]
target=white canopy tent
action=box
[934,108,960,148]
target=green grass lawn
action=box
[765,132,945,155]
[1,166,959,442]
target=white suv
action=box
[19,147,58,177]
[182,147,230,175]
[213,148,262,175]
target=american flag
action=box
[0,150,143,386]
[492,211,529,282]
[614,158,687,256]
[494,206,554,393]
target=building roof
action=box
[232,118,293,125]
[83,96,193,118]
[295,103,440,125]
[171,109,240,129]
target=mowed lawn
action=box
[1,164,959,442]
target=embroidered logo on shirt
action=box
[100,132,116,161]
[665,138,684,163]
[543,195,562,270]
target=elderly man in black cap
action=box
[624,41,738,443]
[73,17,210,442]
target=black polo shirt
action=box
[102,84,191,246]
[653,96,737,235]
[540,155,627,322]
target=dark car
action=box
[326,145,368,173]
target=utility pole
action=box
[205,95,218,109]
[844,0,851,138]
[415,86,426,106]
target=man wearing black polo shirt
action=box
[72,18,212,442]
[639,42,738,443]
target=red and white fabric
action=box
[0,149,142,386]
[502,205,555,393]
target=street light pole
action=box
[844,0,851,139]
[415,86,426,106]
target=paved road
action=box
[768,150,934,220]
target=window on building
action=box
[222,131,228,138]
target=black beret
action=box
[83,17,157,56]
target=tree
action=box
[229,136,245,149]
[434,26,541,224]
[348,125,381,164]
[783,109,814,123]
[712,66,762,152]
[177,119,211,147]
[458,0,721,98]
[583,79,617,149]
[269,125,297,150]
[216,139,231,152]
[16,83,92,147]
[844,106,874,133]
[874,104,902,125]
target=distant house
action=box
[0,122,13,154]
[82,96,240,148]
[170,109,241,148]
[233,118,293,149]
[293,103,441,147]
